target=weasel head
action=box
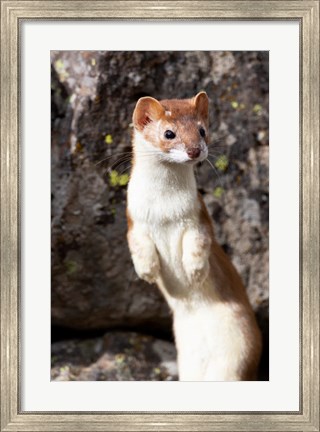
[132,92,209,164]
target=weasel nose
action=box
[187,148,201,159]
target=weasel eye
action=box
[164,130,176,140]
[199,127,206,138]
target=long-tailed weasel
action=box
[126,92,262,381]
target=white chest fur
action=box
[128,159,198,223]
[128,154,201,297]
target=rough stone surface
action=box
[51,331,178,381]
[51,51,269,336]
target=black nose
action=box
[187,148,201,159]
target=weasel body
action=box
[127,93,262,381]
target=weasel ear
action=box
[193,91,209,122]
[133,96,165,131]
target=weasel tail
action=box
[126,92,262,381]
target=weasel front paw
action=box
[183,256,210,286]
[132,253,160,284]
[182,228,211,286]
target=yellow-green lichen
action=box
[214,155,229,172]
[213,186,225,198]
[253,104,262,114]
[105,134,113,145]
[64,260,78,275]
[54,59,69,82]
[115,353,125,364]
[109,170,129,187]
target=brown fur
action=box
[132,93,209,155]
[198,193,262,379]
[126,207,133,232]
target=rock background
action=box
[51,51,269,380]
[52,331,178,381]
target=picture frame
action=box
[1,1,319,431]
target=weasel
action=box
[126,92,262,381]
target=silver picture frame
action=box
[1,1,319,431]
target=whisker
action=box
[102,165,131,179]
[209,134,228,144]
[96,149,165,167]
[208,144,226,148]
[101,152,161,178]
[118,163,132,177]
[207,151,225,158]
[205,158,223,188]
[102,157,132,176]
[108,156,132,170]
[207,144,226,151]
[95,151,133,166]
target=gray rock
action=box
[51,331,178,381]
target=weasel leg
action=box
[127,227,160,284]
[182,228,211,286]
